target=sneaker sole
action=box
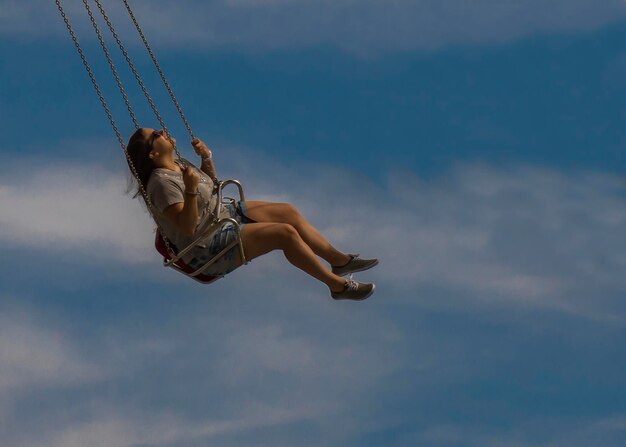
[333,259,379,277]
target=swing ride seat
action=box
[155,230,218,284]
[155,179,247,284]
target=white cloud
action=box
[2,152,625,446]
[227,151,626,319]
[0,300,404,447]
[0,309,105,393]
[29,405,321,447]
[2,0,626,55]
[1,143,625,446]
[215,322,402,391]
[0,161,154,263]
[2,148,626,319]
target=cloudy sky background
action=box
[1,0,626,446]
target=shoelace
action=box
[345,274,358,291]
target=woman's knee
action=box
[274,223,301,247]
[281,203,303,225]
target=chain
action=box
[122,0,196,141]
[55,0,178,258]
[91,0,184,163]
[81,0,138,128]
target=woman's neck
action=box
[156,155,181,172]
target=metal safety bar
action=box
[162,179,247,280]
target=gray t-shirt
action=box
[147,159,226,262]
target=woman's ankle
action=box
[331,253,352,268]
[329,278,347,293]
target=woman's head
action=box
[126,127,176,197]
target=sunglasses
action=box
[147,129,165,150]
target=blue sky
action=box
[1,1,626,446]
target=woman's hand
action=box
[182,165,200,192]
[192,137,217,182]
[191,138,212,160]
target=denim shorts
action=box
[188,201,255,277]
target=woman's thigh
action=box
[240,200,300,225]
[240,221,298,261]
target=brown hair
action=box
[126,128,155,199]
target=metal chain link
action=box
[91,0,184,163]
[55,0,178,258]
[120,0,224,226]
[122,0,196,141]
[81,0,138,129]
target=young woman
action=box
[127,128,378,300]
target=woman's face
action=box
[142,128,176,159]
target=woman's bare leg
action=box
[241,201,351,267]
[240,222,346,292]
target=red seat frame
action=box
[154,230,220,284]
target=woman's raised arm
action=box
[192,138,217,182]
